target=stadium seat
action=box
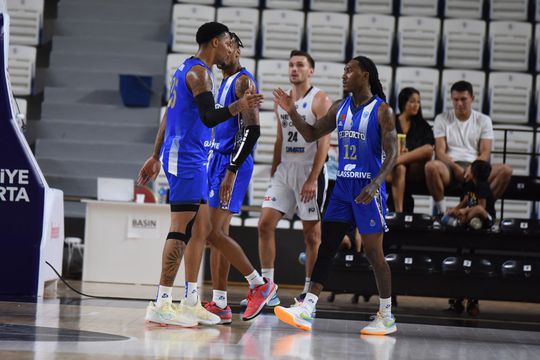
[441,69,486,112]
[177,0,215,4]
[261,9,304,59]
[306,12,349,62]
[489,21,531,71]
[248,164,272,208]
[309,0,348,12]
[488,72,532,124]
[265,0,303,10]
[501,260,539,279]
[221,0,259,7]
[256,59,289,110]
[217,7,259,58]
[385,212,434,230]
[352,14,395,65]
[500,218,540,235]
[535,24,540,72]
[8,45,36,96]
[171,4,215,53]
[395,67,439,119]
[335,251,370,270]
[377,65,393,102]
[412,195,431,214]
[492,125,533,176]
[6,0,43,46]
[443,0,483,19]
[489,0,528,21]
[397,16,441,67]
[165,53,191,93]
[311,61,344,102]
[354,0,393,14]
[441,256,462,275]
[254,111,277,164]
[400,0,439,17]
[442,19,486,70]
[497,201,534,220]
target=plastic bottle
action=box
[441,214,460,227]
[469,217,483,230]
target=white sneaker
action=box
[241,292,280,307]
[181,300,221,326]
[360,312,397,336]
[144,301,197,327]
[274,301,314,331]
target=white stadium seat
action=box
[400,0,438,17]
[266,0,303,10]
[306,12,349,62]
[355,0,393,14]
[177,0,215,4]
[6,0,43,46]
[261,9,304,59]
[256,59,289,110]
[493,125,534,176]
[217,7,259,58]
[352,14,395,65]
[221,0,259,7]
[412,195,432,214]
[535,23,540,72]
[443,0,483,19]
[8,45,36,96]
[171,4,215,53]
[490,0,528,21]
[488,72,532,125]
[398,16,441,67]
[489,21,532,71]
[537,74,540,124]
[441,69,486,112]
[310,0,348,12]
[165,53,191,91]
[248,164,272,207]
[496,200,533,219]
[395,67,439,119]
[254,111,278,164]
[443,19,486,70]
[377,65,393,104]
[537,0,540,21]
[311,61,344,103]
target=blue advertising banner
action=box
[0,14,46,297]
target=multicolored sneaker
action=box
[274,300,314,331]
[294,293,316,317]
[240,291,280,307]
[181,300,221,326]
[241,277,277,321]
[203,301,233,325]
[144,301,197,327]
[360,312,397,336]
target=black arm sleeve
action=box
[227,125,260,173]
[194,91,233,128]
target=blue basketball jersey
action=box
[335,96,384,180]
[161,57,214,175]
[212,67,258,155]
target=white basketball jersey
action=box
[277,87,321,164]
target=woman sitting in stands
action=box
[387,87,434,213]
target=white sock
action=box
[302,277,311,294]
[185,282,198,306]
[213,290,227,309]
[156,285,173,305]
[245,270,265,287]
[261,268,274,282]
[379,297,392,317]
[435,199,446,214]
[302,293,318,315]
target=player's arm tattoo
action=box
[372,103,398,187]
[186,65,213,96]
[235,75,259,127]
[290,99,341,142]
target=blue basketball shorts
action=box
[166,165,208,205]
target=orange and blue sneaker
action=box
[203,301,233,325]
[241,277,277,321]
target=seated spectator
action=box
[425,81,512,217]
[386,87,434,213]
[442,160,496,230]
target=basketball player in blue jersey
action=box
[273,56,398,335]
[138,22,264,327]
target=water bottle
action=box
[298,252,306,265]
[158,187,167,204]
[469,217,483,230]
[441,214,459,227]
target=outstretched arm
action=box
[273,87,339,142]
[186,65,263,128]
[355,103,397,204]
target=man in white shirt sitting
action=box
[425,81,512,217]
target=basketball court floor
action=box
[1,283,539,359]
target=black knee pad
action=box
[167,232,189,244]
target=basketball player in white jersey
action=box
[251,50,333,305]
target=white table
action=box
[82,200,203,288]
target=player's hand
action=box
[273,88,295,114]
[220,170,236,205]
[300,179,317,203]
[137,156,161,185]
[463,165,472,182]
[355,181,380,205]
[238,90,264,112]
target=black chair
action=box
[442,256,462,275]
[501,259,540,279]
[385,213,433,230]
[500,219,540,236]
[386,253,435,273]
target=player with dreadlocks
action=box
[272,56,398,335]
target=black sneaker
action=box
[445,298,465,314]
